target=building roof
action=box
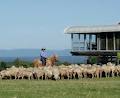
[64,24,120,34]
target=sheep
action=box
[59,66,69,79]
[85,66,96,78]
[43,66,53,80]
[114,65,120,77]
[0,70,11,79]
[101,62,116,78]
[0,62,120,80]
[22,69,33,80]
[106,62,116,77]
[93,64,102,78]
[33,67,45,80]
[73,67,83,79]
[7,66,19,79]
[52,66,60,80]
[0,66,19,79]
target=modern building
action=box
[65,24,120,63]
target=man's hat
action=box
[41,48,46,50]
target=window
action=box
[91,34,97,50]
[73,34,79,42]
[72,34,80,51]
[85,34,97,50]
[116,33,120,50]
[108,33,113,50]
[80,34,84,42]
[100,33,106,50]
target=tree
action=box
[13,58,31,68]
[13,58,22,67]
[0,61,7,70]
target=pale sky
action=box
[0,0,120,50]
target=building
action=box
[64,24,120,63]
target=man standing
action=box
[40,48,47,66]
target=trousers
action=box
[40,56,46,65]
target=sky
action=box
[0,0,120,50]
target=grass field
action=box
[0,78,120,98]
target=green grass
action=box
[0,78,120,98]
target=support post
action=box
[106,33,108,50]
[90,34,92,50]
[97,34,100,50]
[71,34,74,51]
[113,33,116,50]
[84,34,86,50]
[99,35,101,50]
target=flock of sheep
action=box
[0,62,120,80]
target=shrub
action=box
[89,56,97,64]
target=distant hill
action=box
[0,49,71,57]
[0,49,87,63]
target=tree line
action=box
[0,58,33,71]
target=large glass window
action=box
[72,34,80,51]
[116,33,120,50]
[108,33,113,50]
[80,34,84,42]
[91,34,97,50]
[71,33,97,51]
[73,34,79,42]
[100,33,106,50]
[80,34,85,50]
[85,34,97,50]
